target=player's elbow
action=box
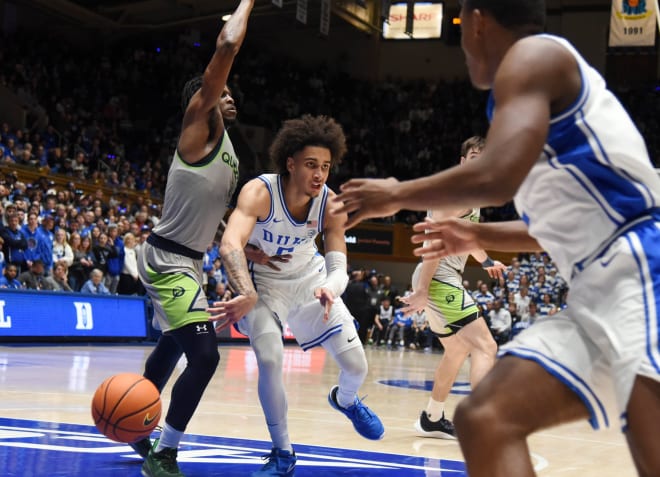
[216,35,241,57]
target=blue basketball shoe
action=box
[328,385,384,440]
[251,448,296,477]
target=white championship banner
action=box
[608,0,658,47]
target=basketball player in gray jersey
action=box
[134,2,255,477]
[218,115,384,477]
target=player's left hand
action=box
[244,243,292,271]
[314,287,335,321]
[333,177,402,229]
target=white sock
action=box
[267,419,293,453]
[155,422,183,452]
[425,398,445,422]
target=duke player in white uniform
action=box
[219,115,384,477]
[334,1,660,475]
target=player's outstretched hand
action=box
[333,177,402,229]
[244,243,292,271]
[399,290,428,317]
[484,260,506,280]
[208,293,257,332]
[411,217,481,259]
[314,287,335,322]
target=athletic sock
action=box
[155,422,183,452]
[425,398,445,422]
[268,419,293,453]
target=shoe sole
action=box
[414,419,457,440]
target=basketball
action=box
[91,372,161,443]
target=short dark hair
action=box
[269,115,347,176]
[181,76,203,113]
[462,0,545,34]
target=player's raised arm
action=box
[178,0,254,161]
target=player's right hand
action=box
[207,293,257,331]
[411,217,481,259]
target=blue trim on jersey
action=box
[546,113,651,225]
[624,227,660,373]
[500,347,609,429]
[256,176,274,224]
[300,324,342,351]
[318,185,329,233]
[276,175,307,227]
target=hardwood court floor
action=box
[0,342,636,476]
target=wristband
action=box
[481,257,495,268]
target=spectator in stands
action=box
[372,296,394,346]
[69,234,94,291]
[342,269,371,344]
[43,262,73,292]
[18,259,50,290]
[21,212,51,273]
[105,223,124,294]
[52,228,73,268]
[207,281,232,305]
[1,213,28,273]
[117,232,140,295]
[487,299,512,346]
[80,268,111,295]
[409,309,432,351]
[538,293,558,317]
[91,232,117,282]
[0,264,23,289]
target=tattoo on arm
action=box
[224,249,256,297]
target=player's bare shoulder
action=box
[236,176,272,220]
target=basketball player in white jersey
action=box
[402,136,503,440]
[133,2,254,476]
[333,1,660,475]
[218,115,384,477]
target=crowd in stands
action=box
[0,30,655,301]
[343,252,569,352]
[2,31,658,226]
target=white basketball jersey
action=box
[248,174,328,277]
[429,208,480,275]
[488,34,660,284]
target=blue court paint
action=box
[0,417,466,476]
[379,379,472,395]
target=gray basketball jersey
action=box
[430,208,480,276]
[153,130,238,253]
[248,174,328,277]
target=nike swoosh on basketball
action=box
[348,336,358,343]
[143,413,158,426]
[273,218,283,223]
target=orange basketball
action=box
[91,372,161,443]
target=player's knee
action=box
[454,393,502,441]
[188,346,220,376]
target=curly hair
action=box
[269,115,347,176]
[181,76,203,113]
